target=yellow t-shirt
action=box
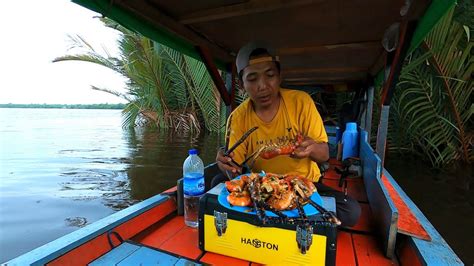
[227,88,328,182]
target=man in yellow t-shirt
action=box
[214,41,360,227]
[225,88,328,182]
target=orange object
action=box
[336,232,356,266]
[259,134,304,159]
[159,226,203,259]
[352,234,394,266]
[381,174,431,241]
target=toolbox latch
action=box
[296,224,313,254]
[214,210,227,236]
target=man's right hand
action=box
[216,148,242,178]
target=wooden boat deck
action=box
[7,130,462,265]
[123,162,396,266]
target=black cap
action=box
[236,41,280,74]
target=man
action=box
[215,41,360,227]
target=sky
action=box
[0,0,127,104]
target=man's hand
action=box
[292,136,329,163]
[216,148,242,178]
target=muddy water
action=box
[0,108,221,262]
[385,154,473,265]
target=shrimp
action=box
[267,189,296,211]
[259,134,304,160]
[227,190,252,206]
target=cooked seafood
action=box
[258,134,304,160]
[224,173,315,211]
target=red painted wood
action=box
[47,233,111,266]
[381,174,431,241]
[321,177,368,202]
[336,231,356,266]
[349,203,373,233]
[47,199,176,265]
[200,252,250,265]
[398,240,423,266]
[163,186,177,194]
[196,46,231,106]
[352,234,397,266]
[159,225,203,260]
[137,216,186,248]
[328,158,342,166]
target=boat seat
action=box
[88,242,200,266]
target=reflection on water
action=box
[385,155,473,265]
[0,108,221,263]
[124,127,221,201]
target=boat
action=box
[5,0,464,265]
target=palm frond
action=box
[389,9,473,166]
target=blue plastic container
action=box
[342,122,359,160]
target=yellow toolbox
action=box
[198,184,337,265]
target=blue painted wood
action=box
[359,130,398,258]
[89,242,140,266]
[324,125,338,134]
[117,246,179,265]
[383,170,463,265]
[6,194,171,266]
[174,258,202,265]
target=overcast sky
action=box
[0,0,127,104]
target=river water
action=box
[0,108,471,264]
[0,108,220,262]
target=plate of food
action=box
[218,172,323,217]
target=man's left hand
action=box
[291,136,329,163]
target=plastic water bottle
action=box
[342,122,359,160]
[183,149,205,228]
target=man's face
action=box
[241,61,281,109]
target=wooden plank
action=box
[47,199,177,265]
[89,242,140,266]
[349,203,373,233]
[7,194,173,265]
[279,41,381,55]
[200,252,249,266]
[381,174,430,241]
[121,1,232,63]
[397,239,423,266]
[359,130,398,258]
[137,216,186,248]
[159,225,203,260]
[352,234,396,266]
[175,258,203,265]
[117,246,179,265]
[383,170,463,265]
[335,231,356,266]
[284,67,367,74]
[196,46,231,106]
[178,0,318,24]
[320,177,368,203]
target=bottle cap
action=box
[188,149,198,155]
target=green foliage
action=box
[54,18,225,133]
[388,9,473,167]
